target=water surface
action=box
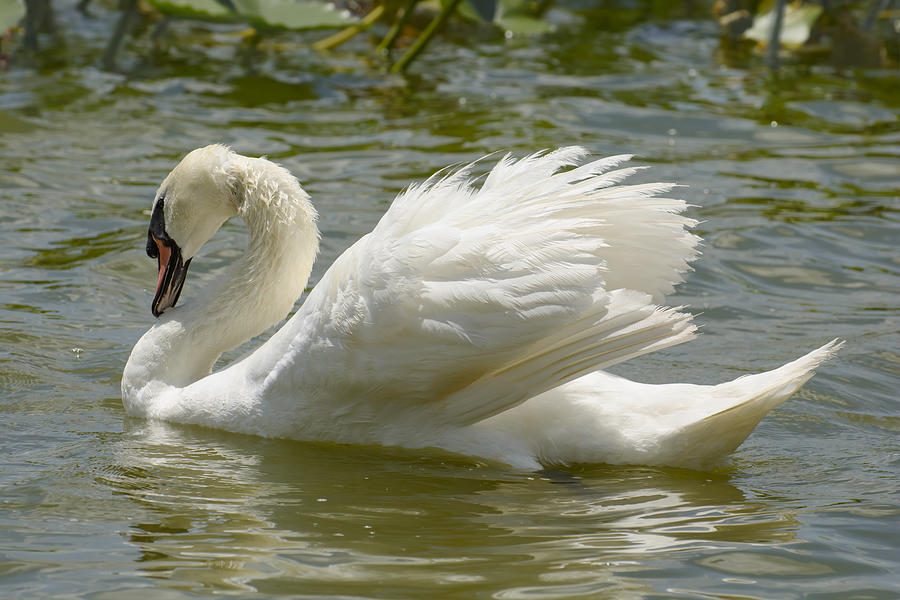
[1,4,898,598]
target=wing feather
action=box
[261,149,700,430]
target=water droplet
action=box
[770,120,778,128]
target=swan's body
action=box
[122,145,840,470]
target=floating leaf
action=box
[235,0,357,29]
[148,0,235,20]
[495,13,553,36]
[0,0,26,30]
[744,1,823,48]
[148,0,356,29]
[431,0,550,36]
[494,0,553,36]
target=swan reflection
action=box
[101,420,804,596]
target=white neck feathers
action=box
[123,153,319,399]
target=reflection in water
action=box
[99,421,807,596]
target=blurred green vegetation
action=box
[3,0,899,72]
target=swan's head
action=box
[147,145,239,317]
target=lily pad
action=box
[744,1,823,48]
[496,12,553,36]
[149,0,235,20]
[235,0,356,30]
[495,0,553,36]
[148,0,357,29]
[0,0,25,30]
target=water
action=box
[1,3,898,598]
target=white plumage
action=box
[122,145,840,470]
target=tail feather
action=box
[658,339,844,466]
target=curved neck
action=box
[124,157,319,400]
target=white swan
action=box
[122,145,841,470]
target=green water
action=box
[1,3,898,598]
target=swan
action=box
[122,145,841,470]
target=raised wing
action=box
[260,149,700,430]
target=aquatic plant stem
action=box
[390,0,463,72]
[102,0,138,70]
[376,0,421,55]
[312,5,385,51]
[766,0,785,70]
[23,0,56,51]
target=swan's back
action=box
[245,149,699,438]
